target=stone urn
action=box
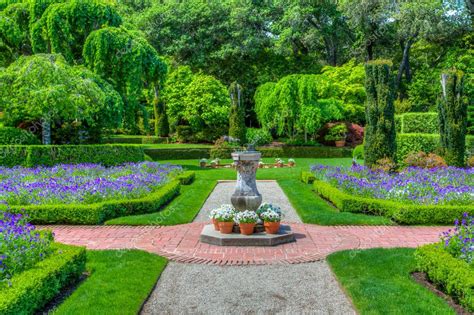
[230,147,262,211]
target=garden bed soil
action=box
[411,272,470,315]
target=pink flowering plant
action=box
[440,213,474,264]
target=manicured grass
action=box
[107,158,390,226]
[327,248,455,314]
[54,250,167,315]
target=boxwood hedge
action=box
[396,112,439,134]
[9,180,181,224]
[0,243,86,315]
[0,127,40,145]
[313,180,473,225]
[415,244,474,311]
[0,144,145,167]
[176,171,195,185]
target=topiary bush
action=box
[352,144,364,159]
[363,60,397,167]
[438,69,468,166]
[228,82,246,144]
[397,112,439,134]
[0,127,39,145]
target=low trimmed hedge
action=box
[144,146,352,160]
[415,244,474,311]
[0,144,145,167]
[313,180,473,224]
[176,171,195,185]
[9,180,181,224]
[396,112,439,134]
[0,127,39,145]
[0,243,86,314]
[300,171,316,184]
[397,133,474,161]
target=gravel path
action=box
[142,181,355,314]
[193,181,302,223]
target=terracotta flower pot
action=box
[335,140,345,147]
[259,164,264,168]
[239,223,256,235]
[212,218,219,231]
[200,162,206,168]
[219,221,234,234]
[211,163,217,168]
[264,221,281,234]
[288,162,295,167]
[275,163,283,168]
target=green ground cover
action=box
[54,250,167,315]
[327,248,455,314]
[106,158,391,226]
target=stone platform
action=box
[200,224,295,246]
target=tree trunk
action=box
[42,117,51,145]
[396,38,413,93]
[366,42,374,61]
[153,86,160,137]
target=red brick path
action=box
[45,223,447,265]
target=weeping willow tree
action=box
[0,54,123,144]
[83,27,167,133]
[31,0,122,63]
[254,74,344,141]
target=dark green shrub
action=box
[228,82,246,144]
[9,181,180,224]
[0,243,86,314]
[0,127,39,145]
[415,244,474,311]
[154,99,169,137]
[395,114,402,133]
[142,136,169,144]
[313,180,472,224]
[210,137,240,159]
[364,60,397,167]
[0,145,144,167]
[438,70,468,166]
[145,147,211,160]
[397,112,439,134]
[246,128,272,146]
[175,125,193,142]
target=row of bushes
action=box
[9,180,181,224]
[145,146,353,160]
[0,145,145,167]
[0,127,40,145]
[353,134,474,161]
[105,136,170,144]
[395,112,439,134]
[176,171,195,185]
[0,243,86,314]
[312,180,473,225]
[415,244,474,311]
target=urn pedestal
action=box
[230,151,262,211]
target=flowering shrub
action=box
[311,164,473,205]
[440,213,474,264]
[214,208,235,222]
[0,162,181,206]
[0,211,53,282]
[403,151,447,169]
[256,203,282,217]
[468,156,474,167]
[260,210,281,222]
[235,210,259,224]
[371,157,397,173]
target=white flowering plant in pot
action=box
[235,210,259,224]
[214,208,235,222]
[256,203,282,218]
[260,210,281,222]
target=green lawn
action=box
[327,248,454,314]
[54,250,167,315]
[106,158,391,226]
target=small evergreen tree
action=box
[363,60,397,167]
[438,69,467,166]
[228,82,246,144]
[154,97,169,137]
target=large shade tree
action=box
[0,54,123,144]
[83,27,167,133]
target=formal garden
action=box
[0,0,473,314]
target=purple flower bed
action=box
[0,210,53,282]
[311,165,473,205]
[441,213,473,264]
[0,162,182,206]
